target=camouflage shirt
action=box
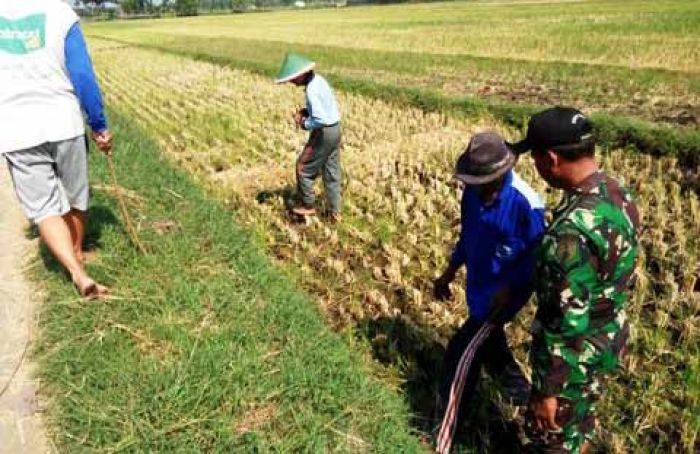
[531,170,640,395]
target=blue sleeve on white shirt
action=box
[65,23,107,132]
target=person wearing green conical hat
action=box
[276,53,342,222]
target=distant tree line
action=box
[114,0,406,17]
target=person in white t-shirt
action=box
[1,0,112,298]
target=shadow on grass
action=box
[256,186,296,210]
[357,316,523,453]
[256,186,327,224]
[84,205,120,252]
[29,205,120,278]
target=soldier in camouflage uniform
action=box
[509,107,640,453]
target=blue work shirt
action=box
[64,23,107,132]
[304,74,340,130]
[450,170,545,322]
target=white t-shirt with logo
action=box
[0,0,84,154]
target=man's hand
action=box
[433,272,455,301]
[294,108,308,129]
[92,130,113,155]
[529,393,560,432]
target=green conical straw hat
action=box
[275,53,315,83]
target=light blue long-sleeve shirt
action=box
[64,23,107,132]
[303,74,340,130]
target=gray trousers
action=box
[296,124,342,214]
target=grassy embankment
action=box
[34,110,423,451]
[86,0,700,163]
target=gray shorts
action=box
[4,136,89,224]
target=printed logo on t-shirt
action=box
[0,14,46,55]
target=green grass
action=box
[34,109,423,451]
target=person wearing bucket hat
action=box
[276,53,342,221]
[512,107,640,454]
[433,131,545,440]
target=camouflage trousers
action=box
[525,323,629,453]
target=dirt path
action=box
[0,163,51,453]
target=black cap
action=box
[508,107,594,154]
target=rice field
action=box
[87,0,700,125]
[90,0,700,71]
[88,34,699,451]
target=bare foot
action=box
[291,206,317,216]
[74,277,109,300]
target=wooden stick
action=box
[106,154,149,255]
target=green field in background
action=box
[87,0,700,160]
